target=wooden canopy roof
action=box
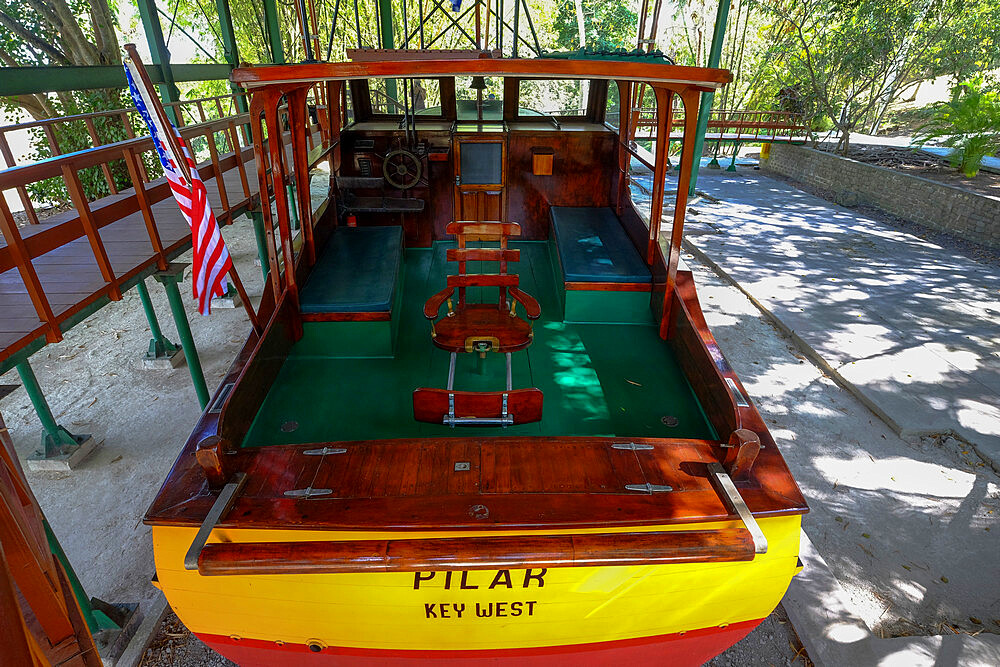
[231,56,732,90]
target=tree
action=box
[751,0,971,153]
[551,0,637,51]
[0,0,122,120]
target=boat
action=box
[144,51,808,665]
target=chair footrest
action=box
[413,388,543,426]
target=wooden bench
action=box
[297,225,404,357]
[548,206,652,323]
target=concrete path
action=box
[631,166,1000,664]
[677,170,1000,471]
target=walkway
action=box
[673,170,1000,469]
[0,125,322,374]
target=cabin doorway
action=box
[454,136,505,221]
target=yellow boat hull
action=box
[153,515,801,663]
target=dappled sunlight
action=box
[957,399,1000,437]
[812,455,976,498]
[838,344,978,386]
[674,174,1000,639]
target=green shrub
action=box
[914,80,1000,178]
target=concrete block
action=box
[26,434,100,471]
[140,347,185,370]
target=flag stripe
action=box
[124,60,233,315]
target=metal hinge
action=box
[625,483,674,493]
[612,442,655,451]
[284,486,333,499]
[303,447,347,456]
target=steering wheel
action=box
[383,149,422,190]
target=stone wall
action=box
[760,144,1000,248]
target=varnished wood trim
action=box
[232,59,732,90]
[300,311,391,322]
[564,281,652,292]
[197,529,755,576]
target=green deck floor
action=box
[242,242,717,446]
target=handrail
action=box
[195,528,756,576]
[0,93,248,133]
[0,114,251,190]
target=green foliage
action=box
[913,79,1000,177]
[25,89,140,205]
[551,0,637,51]
[922,0,1000,82]
[748,0,1000,150]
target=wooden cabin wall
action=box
[338,127,617,244]
[505,129,617,239]
[339,128,453,247]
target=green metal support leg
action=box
[154,264,210,409]
[136,279,182,367]
[15,360,92,463]
[250,210,270,279]
[727,142,742,172]
[287,185,300,231]
[44,519,121,634]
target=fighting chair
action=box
[413,222,544,427]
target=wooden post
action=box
[659,87,701,339]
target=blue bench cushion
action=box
[550,207,651,283]
[300,226,403,313]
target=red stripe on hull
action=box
[198,619,761,666]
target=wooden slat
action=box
[447,273,518,288]
[446,248,520,263]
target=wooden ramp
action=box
[0,114,325,371]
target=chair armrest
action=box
[509,287,541,319]
[423,287,455,319]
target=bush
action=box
[913,80,1000,178]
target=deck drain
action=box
[280,420,299,433]
[661,415,679,427]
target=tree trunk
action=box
[574,0,588,113]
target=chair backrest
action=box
[445,221,522,310]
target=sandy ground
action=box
[0,215,266,637]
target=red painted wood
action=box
[446,248,521,263]
[423,287,456,319]
[232,58,732,90]
[447,274,519,289]
[412,388,544,425]
[198,618,761,666]
[508,287,540,319]
[564,281,651,292]
[446,221,521,237]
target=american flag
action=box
[124,58,232,316]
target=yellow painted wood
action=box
[153,515,802,650]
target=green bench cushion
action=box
[550,207,651,284]
[300,226,403,313]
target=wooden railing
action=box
[628,108,808,139]
[0,113,256,346]
[0,406,101,665]
[0,88,335,225]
